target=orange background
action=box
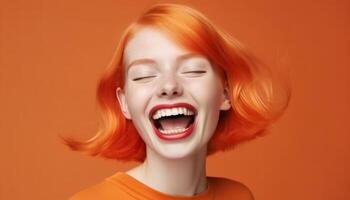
[1,0,349,199]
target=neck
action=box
[128,146,208,197]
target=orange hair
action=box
[62,4,291,162]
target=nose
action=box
[157,74,183,98]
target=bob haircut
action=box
[63,4,291,162]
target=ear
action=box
[116,87,131,119]
[220,87,231,111]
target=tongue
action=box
[159,116,192,130]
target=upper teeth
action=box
[152,107,195,120]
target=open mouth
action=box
[149,103,197,140]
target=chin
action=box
[154,141,204,159]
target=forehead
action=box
[123,27,191,66]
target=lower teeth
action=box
[159,127,189,134]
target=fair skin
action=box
[116,27,253,198]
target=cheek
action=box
[125,83,153,116]
[183,76,223,106]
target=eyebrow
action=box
[126,58,156,70]
[126,53,204,70]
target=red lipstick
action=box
[149,103,197,141]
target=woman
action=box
[65,3,290,200]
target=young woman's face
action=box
[117,27,230,159]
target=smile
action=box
[149,103,197,140]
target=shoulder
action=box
[68,178,126,200]
[208,176,254,200]
[68,181,109,200]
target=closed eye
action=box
[182,70,207,74]
[132,76,156,81]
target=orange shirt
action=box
[69,172,253,200]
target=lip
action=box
[148,102,197,141]
[152,122,196,140]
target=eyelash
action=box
[182,70,207,74]
[132,76,156,81]
[132,71,207,81]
